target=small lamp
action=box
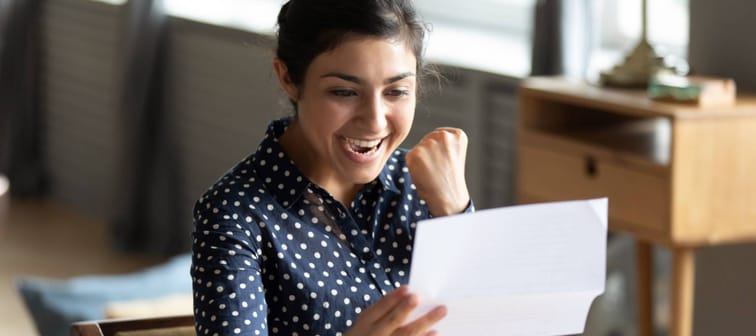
[599,0,664,87]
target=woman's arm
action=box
[191,197,268,335]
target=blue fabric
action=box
[16,253,192,336]
[191,118,474,335]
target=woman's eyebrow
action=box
[321,73,362,84]
[320,72,416,85]
[384,72,415,84]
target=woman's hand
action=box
[406,127,470,216]
[345,286,447,336]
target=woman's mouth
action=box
[343,136,384,156]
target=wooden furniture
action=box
[71,315,194,336]
[516,77,756,336]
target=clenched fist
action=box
[406,127,470,216]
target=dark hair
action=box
[275,0,433,102]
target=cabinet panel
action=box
[672,117,756,244]
[518,143,670,239]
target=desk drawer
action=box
[517,144,670,236]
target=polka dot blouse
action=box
[191,118,473,335]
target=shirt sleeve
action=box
[191,195,269,336]
[463,199,475,213]
[426,199,475,219]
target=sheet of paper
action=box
[408,198,607,336]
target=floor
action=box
[0,199,167,335]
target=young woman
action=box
[191,1,472,335]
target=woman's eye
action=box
[387,89,410,97]
[330,89,357,97]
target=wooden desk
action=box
[515,77,756,336]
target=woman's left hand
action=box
[406,127,470,216]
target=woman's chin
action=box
[343,165,384,185]
[335,139,396,185]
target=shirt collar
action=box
[253,118,402,207]
[378,152,402,194]
[252,118,311,208]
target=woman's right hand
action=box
[345,286,447,336]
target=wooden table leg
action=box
[670,247,695,336]
[636,241,654,336]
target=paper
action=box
[407,198,607,335]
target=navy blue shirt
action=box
[191,118,473,335]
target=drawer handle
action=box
[585,156,598,178]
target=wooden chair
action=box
[71,315,194,336]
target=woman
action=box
[191,1,472,335]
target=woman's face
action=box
[282,37,417,191]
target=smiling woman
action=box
[275,37,418,204]
[190,1,473,335]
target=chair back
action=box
[71,315,194,336]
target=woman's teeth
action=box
[345,137,382,154]
[347,138,381,148]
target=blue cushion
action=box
[16,253,192,336]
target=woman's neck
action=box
[279,120,361,206]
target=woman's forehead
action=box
[307,37,417,79]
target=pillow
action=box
[114,326,196,336]
[16,253,192,336]
[105,293,193,319]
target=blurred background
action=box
[1,0,755,335]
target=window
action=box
[589,0,689,79]
[600,0,689,55]
[415,0,534,35]
[414,0,537,77]
[163,0,282,34]
[162,0,538,77]
[90,0,127,4]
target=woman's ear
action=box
[273,58,299,101]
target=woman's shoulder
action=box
[195,118,288,209]
[199,152,258,193]
[194,117,303,225]
[193,152,266,218]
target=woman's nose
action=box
[361,93,388,131]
